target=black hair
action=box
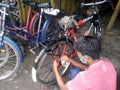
[75,36,101,60]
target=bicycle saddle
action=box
[21,0,51,8]
[37,2,51,8]
[44,8,60,16]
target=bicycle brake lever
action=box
[9,5,19,10]
[80,3,84,8]
[108,0,115,10]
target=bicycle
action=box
[32,0,107,85]
[0,1,61,80]
[5,0,44,36]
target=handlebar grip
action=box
[0,3,19,10]
[0,3,10,8]
[80,0,107,6]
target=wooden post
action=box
[18,0,28,27]
[51,0,60,8]
[17,0,23,27]
[106,0,120,30]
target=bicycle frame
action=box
[45,27,77,61]
[51,15,96,58]
[0,2,56,49]
[5,2,37,31]
[5,9,44,47]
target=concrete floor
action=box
[0,10,120,90]
[102,16,120,90]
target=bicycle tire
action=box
[93,23,104,42]
[33,40,74,85]
[30,13,44,35]
[41,18,60,44]
[30,14,39,35]
[0,36,23,80]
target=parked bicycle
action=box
[32,0,107,85]
[0,1,61,80]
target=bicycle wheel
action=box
[33,40,74,85]
[0,36,22,80]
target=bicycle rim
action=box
[0,37,21,80]
[36,40,74,85]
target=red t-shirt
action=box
[67,58,116,90]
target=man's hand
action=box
[53,58,61,68]
[53,58,68,90]
[61,55,71,62]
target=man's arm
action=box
[61,55,88,70]
[53,66,68,90]
[53,59,68,90]
[69,58,88,70]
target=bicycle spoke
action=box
[0,69,7,77]
[0,58,6,61]
[37,63,52,74]
[1,64,14,71]
[7,54,16,59]
[39,63,52,70]
[37,68,52,75]
[6,60,16,66]
[0,67,12,77]
[43,71,54,82]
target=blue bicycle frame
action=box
[0,2,58,60]
[5,9,54,47]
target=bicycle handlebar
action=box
[0,3,19,10]
[80,0,107,6]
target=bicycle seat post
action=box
[36,8,44,45]
[29,8,44,55]
[0,7,7,48]
[92,4,98,14]
[0,7,7,35]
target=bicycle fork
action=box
[29,9,44,55]
[0,31,4,49]
[0,7,7,49]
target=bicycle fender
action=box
[32,48,45,82]
[41,18,51,40]
[3,36,23,62]
[45,38,73,51]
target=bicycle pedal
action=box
[0,49,5,52]
[29,49,35,55]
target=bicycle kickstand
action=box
[29,45,39,55]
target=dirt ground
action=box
[0,10,120,90]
